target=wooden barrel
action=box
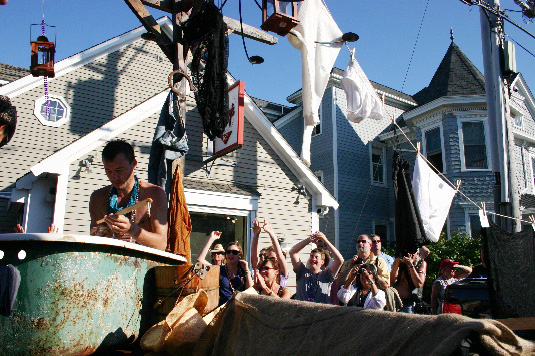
[153,264,220,319]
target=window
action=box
[312,106,321,136]
[314,170,324,183]
[34,95,70,127]
[514,115,523,128]
[531,157,535,189]
[461,121,488,169]
[371,146,385,185]
[373,223,388,243]
[189,212,247,262]
[424,126,443,172]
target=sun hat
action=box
[439,258,459,270]
[210,244,225,253]
[140,290,208,352]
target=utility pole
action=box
[479,0,521,232]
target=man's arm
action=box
[89,190,111,237]
[289,236,312,271]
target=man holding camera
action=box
[334,234,390,301]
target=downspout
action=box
[331,86,339,248]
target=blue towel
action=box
[0,264,21,316]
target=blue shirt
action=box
[379,253,394,272]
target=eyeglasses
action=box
[212,252,225,256]
[372,240,381,244]
[259,267,275,271]
[226,250,240,255]
[357,240,369,244]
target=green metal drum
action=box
[0,233,186,355]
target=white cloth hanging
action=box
[341,49,384,123]
[288,0,343,165]
[412,155,456,242]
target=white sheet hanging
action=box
[412,155,456,242]
[341,49,384,123]
[288,0,343,165]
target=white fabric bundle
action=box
[288,0,343,165]
[412,154,456,242]
[341,49,384,123]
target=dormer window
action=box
[34,95,70,127]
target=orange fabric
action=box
[167,165,192,263]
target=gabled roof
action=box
[412,41,486,106]
[10,18,338,209]
[0,63,30,85]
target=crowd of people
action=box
[198,221,476,314]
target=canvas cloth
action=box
[341,49,384,123]
[288,0,342,165]
[412,154,456,242]
[194,292,535,356]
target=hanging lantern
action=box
[261,0,301,36]
[30,24,56,78]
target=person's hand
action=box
[14,224,25,233]
[103,214,132,236]
[252,219,262,235]
[239,259,249,271]
[263,219,274,235]
[210,231,222,240]
[401,254,415,267]
[90,225,110,236]
[48,224,59,234]
[360,268,375,285]
[255,269,268,290]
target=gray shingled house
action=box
[275,39,535,256]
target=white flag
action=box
[412,155,456,242]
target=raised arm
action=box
[263,220,289,278]
[390,257,402,286]
[454,264,473,279]
[315,232,344,276]
[289,236,312,270]
[251,219,262,269]
[197,231,222,265]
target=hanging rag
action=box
[288,0,343,165]
[341,49,383,123]
[0,264,21,316]
[483,221,535,319]
[167,164,192,263]
[412,155,456,242]
[392,151,429,257]
[148,91,189,195]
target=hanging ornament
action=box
[30,20,56,78]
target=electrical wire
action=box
[401,0,430,92]
[506,34,535,58]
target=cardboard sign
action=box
[213,81,245,156]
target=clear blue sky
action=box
[1,1,534,106]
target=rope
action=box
[391,119,532,226]
[401,0,430,91]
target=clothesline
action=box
[391,118,534,227]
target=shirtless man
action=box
[89,140,168,250]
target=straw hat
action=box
[140,290,208,352]
[210,244,225,253]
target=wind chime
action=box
[30,1,56,119]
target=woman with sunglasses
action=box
[337,263,386,310]
[197,231,253,305]
[255,257,292,299]
[251,219,290,287]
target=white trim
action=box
[457,117,492,172]
[53,172,68,233]
[531,155,535,193]
[273,106,303,129]
[0,79,9,85]
[331,86,340,248]
[312,104,322,137]
[403,95,487,122]
[421,123,447,174]
[34,94,71,127]
[184,188,259,212]
[0,17,173,98]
